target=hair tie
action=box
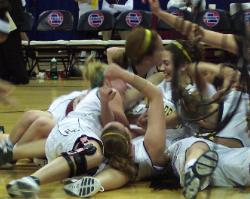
[141,29,152,54]
[171,41,192,62]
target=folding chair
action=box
[196,9,233,63]
[77,10,115,38]
[115,10,152,30]
[196,9,232,33]
[28,10,74,77]
[20,11,35,32]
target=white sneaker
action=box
[64,176,104,198]
[0,139,13,166]
[183,150,218,199]
[7,176,40,198]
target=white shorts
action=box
[47,91,87,122]
[212,147,250,187]
[133,136,165,181]
[45,117,102,163]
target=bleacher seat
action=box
[115,10,152,30]
[77,10,115,39]
[196,9,232,33]
[37,10,74,31]
[20,12,35,32]
[25,10,74,76]
[230,3,250,35]
[78,10,115,32]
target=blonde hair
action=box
[83,55,108,88]
[101,126,137,180]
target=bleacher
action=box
[22,3,249,77]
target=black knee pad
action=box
[61,143,97,177]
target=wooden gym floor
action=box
[0,80,250,199]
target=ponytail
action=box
[83,55,108,88]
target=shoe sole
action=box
[183,177,200,199]
[183,150,218,199]
[64,177,103,198]
[7,180,39,198]
[194,150,218,177]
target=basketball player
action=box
[5,60,164,197]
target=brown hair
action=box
[165,40,204,70]
[101,126,137,180]
[125,27,159,65]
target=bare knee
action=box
[94,150,104,165]
[22,110,46,125]
[33,117,55,137]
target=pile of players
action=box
[1,1,250,199]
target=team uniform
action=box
[157,80,192,146]
[45,88,103,163]
[167,136,250,188]
[216,90,250,146]
[132,136,165,181]
[130,80,192,181]
[47,90,88,123]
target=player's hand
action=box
[104,63,124,80]
[188,24,204,44]
[99,86,117,103]
[147,0,161,15]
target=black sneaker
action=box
[183,150,218,199]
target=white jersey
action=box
[47,90,87,122]
[45,88,103,162]
[167,136,250,188]
[132,136,164,181]
[158,80,192,146]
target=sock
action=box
[184,159,197,173]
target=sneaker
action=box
[64,176,104,198]
[183,150,218,199]
[7,176,40,198]
[0,139,13,166]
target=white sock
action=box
[184,159,197,173]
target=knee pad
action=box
[61,143,97,177]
